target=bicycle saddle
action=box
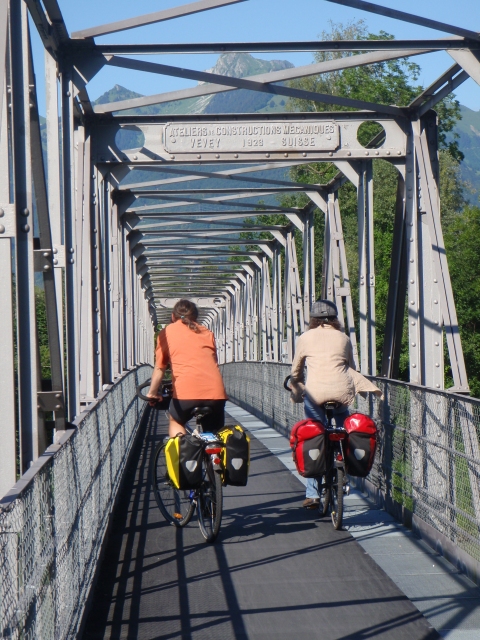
[193,406,213,419]
[323,401,341,410]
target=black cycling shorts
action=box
[168,399,226,433]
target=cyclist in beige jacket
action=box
[290,299,381,508]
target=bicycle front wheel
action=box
[151,442,195,527]
[197,456,223,543]
[330,468,344,530]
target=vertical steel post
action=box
[11,2,42,466]
[0,6,16,492]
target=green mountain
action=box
[451,105,480,200]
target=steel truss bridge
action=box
[1,0,480,638]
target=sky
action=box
[30,0,480,114]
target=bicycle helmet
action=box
[310,299,338,318]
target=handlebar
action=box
[136,378,173,409]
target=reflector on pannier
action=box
[289,419,327,478]
[343,413,377,478]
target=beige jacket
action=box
[290,325,382,406]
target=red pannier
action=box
[343,413,377,477]
[289,419,327,478]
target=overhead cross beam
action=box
[92,38,476,55]
[71,0,246,39]
[324,0,480,41]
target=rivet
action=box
[412,342,416,347]
[215,154,220,159]
[43,251,49,257]
[410,259,414,263]
[302,153,307,157]
[284,153,288,157]
[95,329,100,334]
[43,264,51,271]
[93,229,97,233]
[170,155,175,159]
[65,91,71,97]
[133,155,138,160]
[435,363,440,367]
[0,208,4,216]
[410,279,414,284]
[347,151,351,156]
[94,244,97,249]
[55,404,62,410]
[433,278,437,283]
[397,150,402,155]
[436,384,440,388]
[96,351,100,355]
[69,248,74,254]
[435,341,439,346]
[435,320,439,325]
[410,300,415,305]
[53,247,58,254]
[94,266,98,270]
[96,372,100,376]
[410,238,414,242]
[409,222,414,227]
[53,259,58,265]
[365,151,369,156]
[0,225,5,234]
[94,287,99,291]
[411,321,416,325]
[22,208,29,217]
[412,363,417,368]
[328,152,333,157]
[375,150,379,155]
[55,393,61,399]
[265,153,270,158]
[386,151,391,155]
[434,299,438,304]
[197,155,201,159]
[22,224,30,232]
[69,258,74,264]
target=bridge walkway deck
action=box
[82,403,460,639]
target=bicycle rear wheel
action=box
[151,441,195,527]
[197,455,223,543]
[330,468,344,530]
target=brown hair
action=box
[172,299,200,332]
[308,316,342,331]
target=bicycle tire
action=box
[151,441,195,527]
[331,468,344,530]
[197,455,223,543]
[321,481,330,518]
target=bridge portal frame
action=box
[1,0,479,498]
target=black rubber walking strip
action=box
[82,408,440,640]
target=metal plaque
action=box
[164,121,340,154]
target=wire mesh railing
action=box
[0,364,152,640]
[222,362,480,568]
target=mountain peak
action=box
[205,52,294,80]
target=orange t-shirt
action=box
[155,321,227,400]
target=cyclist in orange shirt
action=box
[147,299,228,437]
